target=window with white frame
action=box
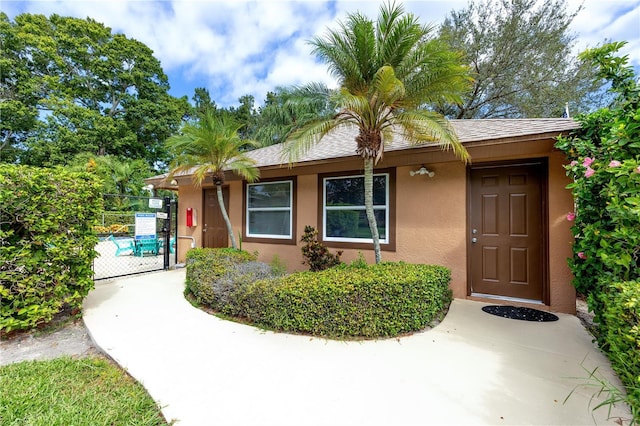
[323,173,388,243]
[246,181,292,239]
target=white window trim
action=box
[246,180,293,239]
[323,173,389,244]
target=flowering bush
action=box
[556,42,639,418]
[556,43,640,318]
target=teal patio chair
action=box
[109,235,134,256]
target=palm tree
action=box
[166,111,259,249]
[284,1,472,263]
[253,83,335,147]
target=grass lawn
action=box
[0,356,168,426]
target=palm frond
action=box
[371,66,406,106]
[394,110,470,162]
[165,110,260,186]
[282,117,342,165]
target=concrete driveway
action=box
[83,269,631,426]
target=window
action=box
[246,180,293,239]
[323,173,389,244]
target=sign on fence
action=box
[148,198,163,209]
[135,213,157,240]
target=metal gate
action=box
[93,195,178,281]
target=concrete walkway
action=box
[83,270,631,426]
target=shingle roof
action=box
[245,118,579,168]
[146,118,578,185]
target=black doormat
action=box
[481,305,559,322]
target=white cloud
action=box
[568,0,640,65]
[3,0,640,107]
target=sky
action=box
[3,0,640,108]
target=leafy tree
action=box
[0,13,189,167]
[0,13,38,162]
[437,0,606,118]
[285,1,471,263]
[166,111,259,249]
[66,153,152,210]
[253,84,336,147]
[189,88,257,141]
[192,87,218,117]
[229,94,256,140]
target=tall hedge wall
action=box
[0,164,103,333]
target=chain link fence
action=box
[93,195,177,281]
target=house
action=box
[147,118,580,314]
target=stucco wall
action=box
[174,184,202,261]
[390,163,468,298]
[173,148,576,313]
[547,151,577,313]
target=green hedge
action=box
[0,165,102,333]
[600,281,640,417]
[185,249,452,339]
[239,262,452,339]
[184,248,257,306]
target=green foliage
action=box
[555,42,640,320]
[184,247,452,339]
[0,356,167,425]
[350,252,368,268]
[599,281,640,420]
[438,0,606,118]
[565,360,638,426]
[1,12,189,167]
[213,261,278,317]
[269,254,288,276]
[240,263,452,339]
[184,248,256,306]
[0,165,102,333]
[555,43,639,420]
[300,225,343,272]
[67,154,153,199]
[252,84,336,147]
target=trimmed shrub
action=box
[239,262,452,339]
[184,248,256,306]
[600,281,640,417]
[0,165,102,333]
[214,261,276,316]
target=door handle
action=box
[471,237,477,243]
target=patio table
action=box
[134,238,160,257]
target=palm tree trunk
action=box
[217,184,237,249]
[364,158,382,263]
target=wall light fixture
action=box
[409,166,435,178]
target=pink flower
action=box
[585,167,595,177]
[567,212,576,221]
[635,166,640,174]
[583,157,594,167]
[570,160,578,167]
[609,160,621,167]
[577,252,587,259]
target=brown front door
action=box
[203,187,230,248]
[468,161,546,301]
